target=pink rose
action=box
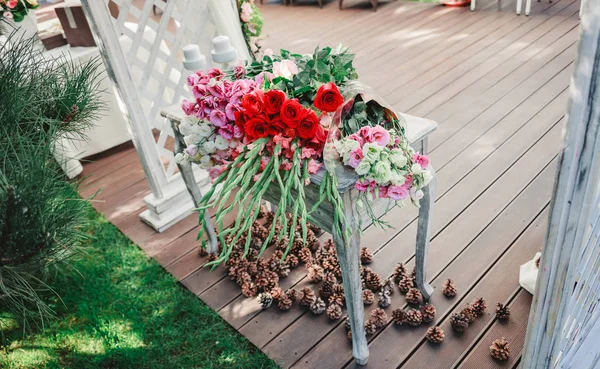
[3,11,13,19]
[7,0,18,9]
[348,147,363,168]
[233,65,246,79]
[186,73,200,86]
[233,125,244,139]
[181,99,196,116]
[301,147,317,159]
[379,186,389,198]
[388,185,409,201]
[412,153,430,168]
[348,133,364,146]
[308,159,321,174]
[207,68,224,80]
[371,125,391,147]
[192,84,207,100]
[225,103,242,121]
[209,109,227,127]
[218,125,234,140]
[358,126,372,141]
[255,71,273,86]
[240,2,253,22]
[280,160,292,171]
[207,81,226,99]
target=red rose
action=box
[234,111,250,130]
[264,90,287,115]
[245,117,269,140]
[297,109,319,139]
[280,99,304,129]
[241,91,264,115]
[314,82,344,113]
[315,125,328,143]
[268,117,286,136]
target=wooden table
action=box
[162,105,437,365]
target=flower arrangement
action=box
[1,0,39,22]
[177,46,431,264]
[237,0,263,57]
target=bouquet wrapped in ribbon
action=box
[176,46,432,265]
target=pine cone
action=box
[247,261,259,276]
[495,303,510,320]
[370,308,388,328]
[406,288,422,305]
[398,275,414,294]
[241,282,258,297]
[392,309,406,325]
[256,258,269,272]
[319,277,336,301]
[365,320,378,336]
[309,234,321,251]
[426,326,445,343]
[307,264,324,283]
[258,204,270,219]
[208,253,218,262]
[285,289,298,303]
[405,309,423,327]
[421,304,436,323]
[237,271,252,287]
[328,284,345,306]
[450,312,469,333]
[490,337,510,361]
[270,286,284,300]
[442,279,457,298]
[257,292,273,309]
[360,247,373,264]
[298,287,317,307]
[381,278,394,295]
[286,255,299,269]
[363,268,383,292]
[309,297,327,315]
[198,247,208,257]
[378,290,392,309]
[326,303,343,320]
[393,262,408,283]
[344,316,351,330]
[471,297,487,317]
[461,304,476,324]
[298,248,312,264]
[363,289,375,305]
[277,296,293,311]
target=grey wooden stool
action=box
[162,106,437,365]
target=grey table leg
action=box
[415,166,435,301]
[333,191,369,366]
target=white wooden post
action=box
[521,0,600,367]
[80,0,250,232]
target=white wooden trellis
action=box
[521,0,600,367]
[80,0,250,232]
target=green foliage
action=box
[0,209,279,369]
[0,29,103,331]
[0,0,39,23]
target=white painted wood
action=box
[415,162,436,301]
[521,0,600,367]
[80,0,250,232]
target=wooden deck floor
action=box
[79,0,580,367]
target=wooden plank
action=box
[457,290,533,369]
[400,210,549,369]
[260,100,563,368]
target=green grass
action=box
[0,208,279,369]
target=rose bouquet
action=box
[237,0,263,57]
[1,0,38,22]
[176,46,431,264]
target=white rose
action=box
[174,152,185,164]
[355,160,371,176]
[203,140,216,154]
[272,60,299,80]
[371,161,392,184]
[190,123,212,138]
[389,148,408,168]
[422,170,433,186]
[184,133,201,147]
[411,163,424,175]
[389,171,406,186]
[362,142,382,164]
[214,135,229,150]
[199,155,213,169]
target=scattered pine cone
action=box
[381,278,394,295]
[241,282,258,297]
[285,289,298,302]
[298,248,312,264]
[490,337,510,361]
[421,304,436,323]
[363,289,375,305]
[365,320,378,336]
[319,275,336,301]
[277,296,293,311]
[370,308,388,328]
[208,253,218,262]
[450,312,469,333]
[363,268,383,292]
[398,275,414,294]
[406,288,422,305]
[392,309,406,325]
[309,297,327,315]
[426,326,445,344]
[258,204,270,219]
[442,279,457,298]
[471,297,487,317]
[378,290,392,309]
[286,254,299,269]
[307,264,325,283]
[462,304,476,324]
[405,309,423,327]
[329,284,345,306]
[270,287,284,300]
[326,303,343,320]
[495,303,510,320]
[198,247,208,257]
[257,292,273,309]
[299,287,316,307]
[393,262,408,283]
[360,247,373,264]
